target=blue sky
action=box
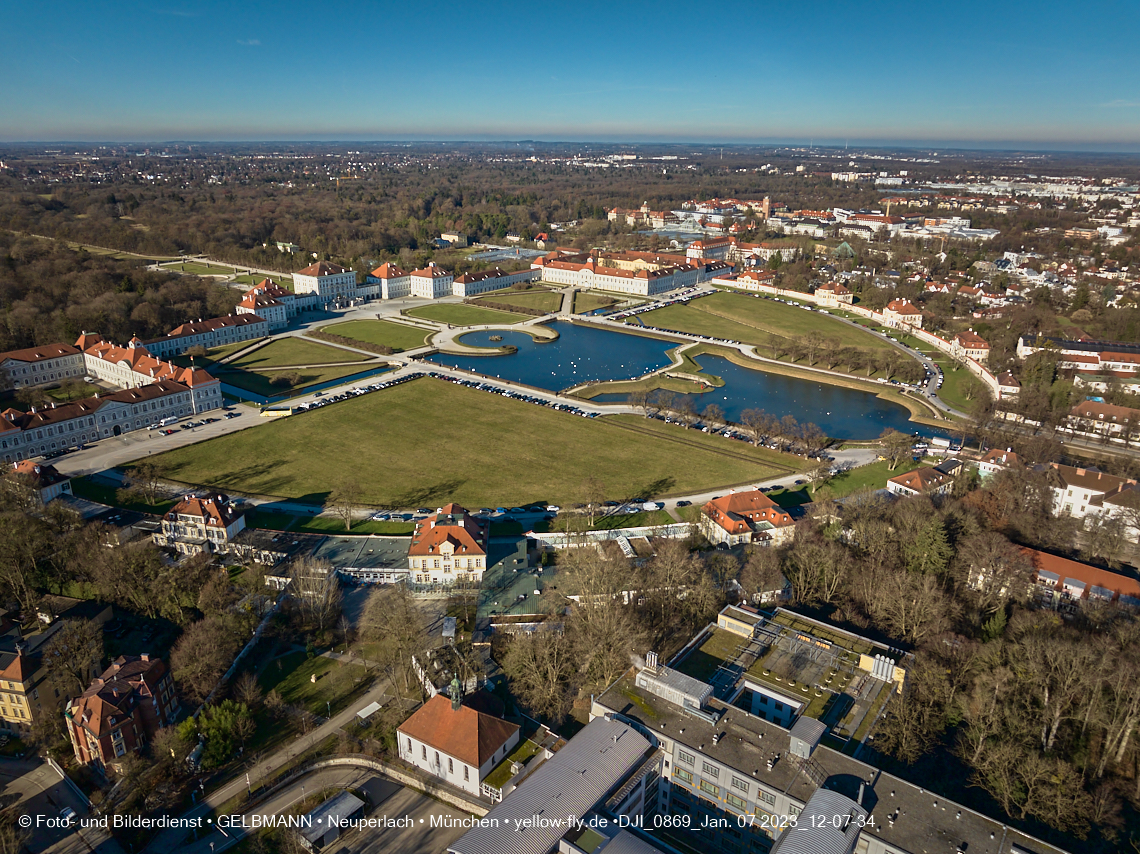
[3,1,1139,148]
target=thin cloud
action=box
[237,39,261,46]
[1101,99,1140,108]
[153,8,197,17]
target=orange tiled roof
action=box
[296,261,348,277]
[702,490,793,535]
[0,343,79,364]
[888,466,949,492]
[397,693,519,768]
[409,505,488,557]
[371,263,409,278]
[163,493,241,528]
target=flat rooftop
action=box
[312,534,410,570]
[595,668,1068,854]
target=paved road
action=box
[142,680,392,854]
[183,767,469,854]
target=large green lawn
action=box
[637,292,895,351]
[574,292,616,313]
[318,320,431,352]
[405,304,528,326]
[472,290,562,313]
[258,652,370,716]
[159,261,236,277]
[228,337,371,369]
[171,338,267,368]
[766,458,927,506]
[149,377,799,507]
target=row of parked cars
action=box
[609,288,708,320]
[422,371,600,418]
[295,372,420,411]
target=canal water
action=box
[427,322,930,439]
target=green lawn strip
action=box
[768,458,927,506]
[676,504,704,523]
[405,304,528,326]
[484,738,543,790]
[846,682,892,749]
[288,515,414,536]
[573,292,617,313]
[472,290,562,313]
[318,319,431,352]
[160,261,236,276]
[644,292,894,351]
[572,375,715,400]
[148,377,798,508]
[258,652,371,717]
[674,628,741,682]
[228,337,371,368]
[590,509,674,529]
[171,338,270,369]
[70,476,177,514]
[244,510,298,531]
[217,365,375,398]
[929,357,984,412]
[608,414,805,473]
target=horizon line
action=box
[2,138,1140,156]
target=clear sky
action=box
[3,0,1139,149]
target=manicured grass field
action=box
[766,458,927,506]
[218,365,376,398]
[229,273,294,289]
[638,292,894,351]
[258,652,371,716]
[319,319,431,352]
[405,304,528,326]
[929,357,986,412]
[172,338,268,368]
[473,290,562,313]
[574,292,617,313]
[149,377,799,507]
[71,476,178,514]
[228,337,371,369]
[160,261,236,277]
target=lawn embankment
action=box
[405,304,528,326]
[226,337,371,368]
[317,320,431,352]
[471,290,562,313]
[147,377,803,507]
[637,291,895,351]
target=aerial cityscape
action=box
[2,4,1140,854]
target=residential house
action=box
[1044,463,1140,534]
[153,493,247,556]
[975,449,1020,482]
[65,654,178,773]
[951,330,991,364]
[1026,548,1140,614]
[998,372,1021,396]
[882,299,923,329]
[397,691,520,797]
[5,460,71,506]
[0,602,111,737]
[699,490,795,547]
[1068,400,1140,442]
[408,504,489,585]
[814,282,853,305]
[886,466,953,497]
